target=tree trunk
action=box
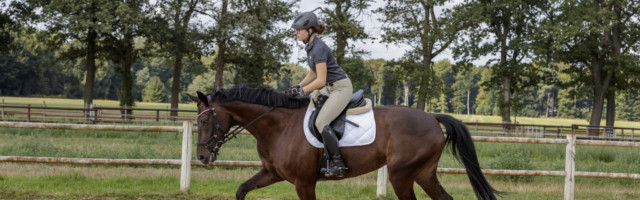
[589,86,605,133]
[550,90,555,116]
[605,2,621,128]
[119,34,135,115]
[214,44,225,90]
[170,52,183,117]
[546,90,550,117]
[466,90,470,115]
[416,4,433,112]
[605,88,615,127]
[589,1,620,134]
[501,75,511,123]
[214,0,228,90]
[84,28,97,109]
[334,1,346,66]
[416,73,429,111]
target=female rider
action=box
[288,12,353,177]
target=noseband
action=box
[196,95,274,156]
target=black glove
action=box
[285,85,304,96]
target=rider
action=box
[288,12,353,177]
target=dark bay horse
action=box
[187,85,498,200]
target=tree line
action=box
[1,0,638,125]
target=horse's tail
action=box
[435,114,499,200]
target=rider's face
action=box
[295,28,309,41]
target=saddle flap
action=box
[303,103,376,148]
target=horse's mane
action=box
[211,85,310,108]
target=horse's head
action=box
[188,91,233,165]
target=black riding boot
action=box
[321,126,346,177]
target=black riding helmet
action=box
[292,12,319,43]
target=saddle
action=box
[308,89,369,143]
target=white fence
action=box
[1,121,639,199]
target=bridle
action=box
[196,95,275,156]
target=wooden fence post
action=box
[27,104,31,121]
[564,130,577,200]
[42,101,46,120]
[1,99,4,119]
[376,165,388,197]
[180,121,193,194]
[93,105,98,123]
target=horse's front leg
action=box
[236,168,283,200]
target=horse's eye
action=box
[201,120,207,124]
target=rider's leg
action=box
[314,78,352,177]
[314,78,353,133]
[321,125,346,177]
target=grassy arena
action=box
[0,127,639,199]
[1,96,639,199]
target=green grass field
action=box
[1,96,638,199]
[2,96,638,128]
[1,127,639,199]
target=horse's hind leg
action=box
[294,181,317,200]
[388,168,418,200]
[416,166,453,200]
[236,168,283,200]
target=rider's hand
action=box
[285,85,304,96]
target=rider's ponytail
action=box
[316,23,325,34]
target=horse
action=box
[187,85,498,200]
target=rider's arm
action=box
[302,62,327,93]
[298,70,316,87]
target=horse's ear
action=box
[196,91,209,107]
[187,93,200,104]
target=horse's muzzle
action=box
[198,152,217,165]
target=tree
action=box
[616,92,640,121]
[377,0,465,111]
[432,59,457,113]
[224,0,295,86]
[320,0,372,65]
[143,76,167,102]
[135,66,151,101]
[149,0,203,116]
[541,0,640,129]
[103,0,149,113]
[213,0,229,90]
[19,0,114,108]
[0,29,65,96]
[275,63,308,91]
[1,2,19,53]
[365,59,386,105]
[475,66,500,116]
[380,61,402,105]
[454,0,546,124]
[340,57,374,95]
[452,66,481,115]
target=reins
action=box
[196,95,275,156]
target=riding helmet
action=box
[291,12,319,30]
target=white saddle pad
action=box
[302,103,376,148]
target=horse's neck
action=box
[225,102,290,139]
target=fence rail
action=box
[1,121,640,199]
[0,103,196,124]
[2,102,638,140]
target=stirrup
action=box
[323,156,347,177]
[323,165,346,177]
